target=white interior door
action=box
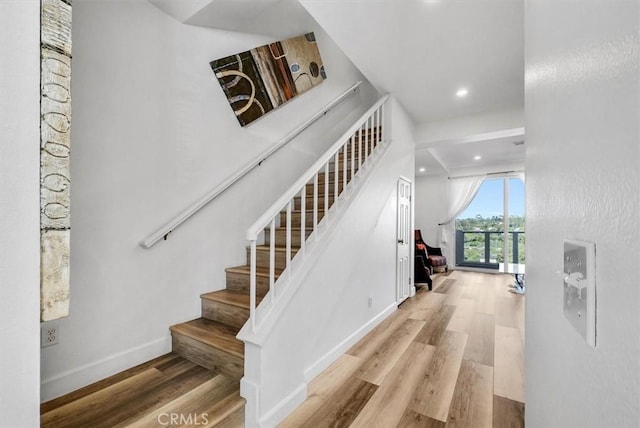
[396,178,412,303]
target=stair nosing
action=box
[200,289,265,309]
[225,265,284,277]
[246,245,302,252]
[265,226,314,231]
[170,319,244,359]
[200,290,251,309]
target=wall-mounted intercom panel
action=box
[563,239,596,347]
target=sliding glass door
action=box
[455,177,525,269]
[507,178,525,267]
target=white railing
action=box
[139,81,363,249]
[246,95,390,331]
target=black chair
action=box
[414,248,433,290]
[414,230,433,290]
[415,229,448,273]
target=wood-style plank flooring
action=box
[279,270,525,428]
[40,353,244,428]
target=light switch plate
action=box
[563,239,596,347]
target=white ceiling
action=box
[299,0,525,176]
[186,0,283,29]
[300,0,524,124]
[150,0,526,176]
[149,0,284,30]
[420,128,525,177]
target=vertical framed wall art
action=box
[40,0,72,321]
[210,32,327,126]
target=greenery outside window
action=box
[455,178,525,268]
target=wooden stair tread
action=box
[294,196,334,199]
[314,173,346,182]
[249,245,301,252]
[265,226,313,232]
[170,319,244,359]
[201,289,264,308]
[287,208,328,212]
[307,173,345,181]
[327,163,359,169]
[225,265,284,277]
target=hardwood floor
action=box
[279,270,525,428]
[41,271,523,428]
[40,353,244,428]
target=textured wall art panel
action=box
[41,0,72,321]
[210,32,326,127]
[41,230,70,319]
[280,33,326,93]
[211,51,275,126]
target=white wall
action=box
[414,175,447,247]
[0,0,42,425]
[41,0,377,400]
[243,98,415,427]
[525,1,639,427]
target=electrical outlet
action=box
[41,321,59,347]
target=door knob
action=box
[398,239,404,244]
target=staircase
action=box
[39,97,388,427]
[168,127,381,426]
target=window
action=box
[455,178,525,269]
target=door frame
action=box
[396,176,415,303]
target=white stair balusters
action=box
[245,95,389,332]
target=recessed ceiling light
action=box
[473,155,482,161]
[418,167,426,172]
[456,88,469,98]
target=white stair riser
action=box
[226,271,270,296]
[171,334,243,380]
[246,247,299,270]
[202,300,249,329]
[264,228,311,247]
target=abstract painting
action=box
[210,32,326,126]
[41,0,72,321]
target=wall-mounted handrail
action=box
[139,81,363,249]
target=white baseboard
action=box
[304,302,397,383]
[259,383,307,428]
[40,335,171,402]
[240,377,260,428]
[243,304,398,427]
[240,377,307,428]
